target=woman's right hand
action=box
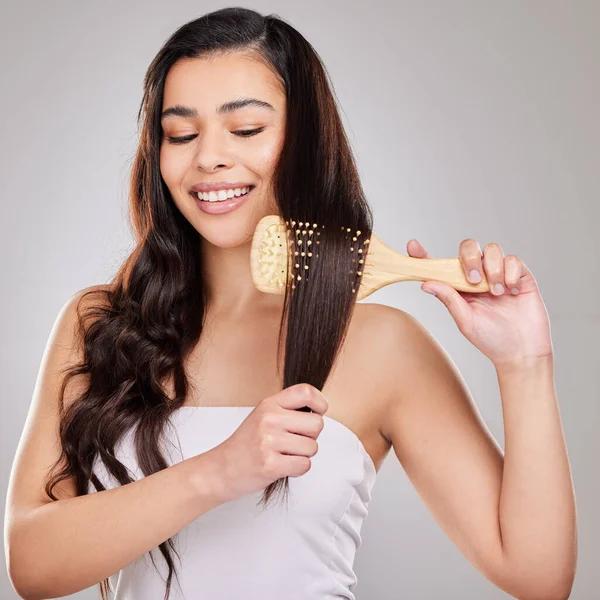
[211,383,329,503]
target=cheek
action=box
[159,147,187,187]
[247,133,284,174]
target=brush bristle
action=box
[250,215,370,296]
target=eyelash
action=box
[165,128,265,145]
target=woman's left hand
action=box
[408,238,554,367]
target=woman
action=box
[5,7,576,600]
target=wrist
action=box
[494,353,555,378]
[187,448,234,507]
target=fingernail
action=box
[511,287,519,295]
[468,269,482,283]
[493,283,505,295]
[423,288,437,296]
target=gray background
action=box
[1,1,598,598]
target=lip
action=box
[191,186,255,215]
[190,181,255,193]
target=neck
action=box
[200,236,283,317]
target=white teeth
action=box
[196,186,251,202]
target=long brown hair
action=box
[43,7,374,599]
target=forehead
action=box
[162,53,285,116]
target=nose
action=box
[193,128,234,172]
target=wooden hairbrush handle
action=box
[249,215,491,300]
[356,232,490,300]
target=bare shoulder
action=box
[58,283,113,322]
[352,300,413,328]
[72,283,113,312]
[53,283,110,340]
[46,283,114,410]
[353,300,444,368]
[337,302,419,402]
[348,301,442,436]
[355,301,487,450]
[6,283,115,516]
[350,301,423,361]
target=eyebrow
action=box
[160,97,275,121]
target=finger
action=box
[281,411,324,440]
[459,238,483,284]
[504,255,523,295]
[482,243,506,295]
[407,239,433,259]
[278,431,319,458]
[421,283,473,335]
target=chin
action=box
[199,226,254,249]
[180,189,278,248]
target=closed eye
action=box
[165,128,266,145]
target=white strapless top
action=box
[87,406,377,599]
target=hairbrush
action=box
[250,215,490,300]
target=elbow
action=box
[8,557,66,600]
[7,526,97,600]
[7,554,42,600]
[532,580,575,600]
[553,577,576,600]
[488,556,575,600]
[491,541,577,600]
[509,574,575,600]
[6,526,47,600]
[8,566,54,600]
[491,578,574,600]
[517,586,574,600]
[7,560,41,600]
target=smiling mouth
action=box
[192,185,256,202]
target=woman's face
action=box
[160,52,286,248]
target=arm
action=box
[4,287,230,600]
[494,356,577,598]
[377,306,576,600]
[7,450,228,600]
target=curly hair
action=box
[43,7,373,599]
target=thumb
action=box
[422,283,472,331]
